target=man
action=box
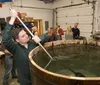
[3,49,17,85]
[72,23,80,39]
[31,26,38,36]
[47,27,57,42]
[2,9,50,85]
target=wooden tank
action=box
[29,40,100,85]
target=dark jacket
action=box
[72,27,80,39]
[2,23,50,85]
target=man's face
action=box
[74,23,78,28]
[16,30,30,44]
[32,26,38,32]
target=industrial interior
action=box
[0,0,100,85]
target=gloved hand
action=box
[32,35,41,43]
[9,8,18,25]
[10,8,17,18]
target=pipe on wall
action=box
[92,1,96,35]
[55,1,96,9]
[13,5,53,10]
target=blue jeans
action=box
[3,55,17,83]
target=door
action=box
[56,3,94,39]
[33,19,43,36]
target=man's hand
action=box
[32,35,41,43]
[9,8,17,18]
[9,8,18,25]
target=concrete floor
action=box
[0,63,19,85]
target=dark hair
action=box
[57,25,60,27]
[12,28,24,41]
[49,27,53,29]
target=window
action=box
[45,21,49,31]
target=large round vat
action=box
[29,40,100,85]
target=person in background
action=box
[65,25,73,40]
[72,23,80,39]
[46,27,57,42]
[54,25,64,40]
[0,43,17,85]
[31,26,38,36]
[3,49,17,85]
[2,9,51,85]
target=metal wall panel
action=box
[56,3,94,39]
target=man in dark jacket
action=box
[72,23,80,39]
[2,9,50,85]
